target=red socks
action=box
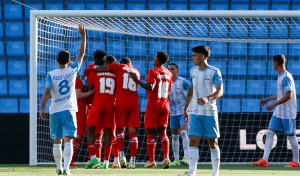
[159,133,170,159]
[71,138,82,163]
[129,132,138,157]
[116,129,125,154]
[111,135,119,157]
[88,143,96,160]
[104,146,112,161]
[146,135,156,162]
[94,137,102,159]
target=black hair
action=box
[273,54,286,66]
[57,50,70,65]
[156,51,169,64]
[105,55,117,64]
[120,57,131,64]
[94,50,106,65]
[192,45,211,58]
[168,63,178,69]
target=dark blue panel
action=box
[87,41,106,57]
[149,0,167,2]
[272,0,290,2]
[7,41,25,57]
[231,0,249,3]
[137,85,147,96]
[211,0,229,2]
[132,60,147,77]
[292,4,300,10]
[0,80,7,96]
[169,0,188,2]
[0,41,4,56]
[26,22,29,38]
[46,40,64,57]
[5,22,24,38]
[169,60,188,77]
[248,43,267,58]
[0,23,3,38]
[8,61,27,76]
[228,42,247,58]
[67,3,85,10]
[190,3,208,10]
[170,3,188,10]
[86,3,105,10]
[128,0,146,2]
[265,80,277,96]
[209,60,227,77]
[189,22,208,38]
[190,0,208,2]
[107,41,126,58]
[0,99,18,113]
[0,5,2,20]
[169,41,187,57]
[4,4,22,20]
[230,22,248,38]
[48,60,58,72]
[269,43,287,58]
[287,61,300,77]
[25,4,43,20]
[148,22,167,36]
[9,80,27,96]
[290,23,300,38]
[289,43,300,58]
[231,3,249,10]
[107,22,126,39]
[20,99,29,113]
[107,3,125,10]
[149,3,167,10]
[249,22,268,38]
[68,41,81,57]
[209,41,227,58]
[222,99,241,112]
[227,60,247,77]
[251,4,269,10]
[295,80,300,96]
[188,41,207,57]
[45,4,63,10]
[169,23,188,37]
[270,22,288,38]
[128,3,146,10]
[242,99,260,112]
[87,30,106,39]
[210,4,228,10]
[37,80,45,97]
[226,80,245,96]
[107,0,125,1]
[272,4,289,10]
[0,61,5,76]
[139,98,148,112]
[267,60,278,77]
[128,41,147,57]
[246,80,265,96]
[252,0,270,2]
[247,60,266,77]
[37,60,47,77]
[148,40,167,56]
[209,22,228,38]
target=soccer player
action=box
[93,57,140,169]
[85,56,117,169]
[178,46,223,176]
[251,54,299,168]
[129,51,173,169]
[39,24,86,176]
[70,76,94,169]
[167,63,190,166]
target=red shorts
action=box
[144,104,169,129]
[86,103,114,129]
[115,101,140,128]
[95,117,116,135]
[76,110,87,136]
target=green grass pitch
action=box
[0,164,299,176]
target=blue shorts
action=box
[50,110,77,140]
[188,114,220,139]
[268,115,296,135]
[170,114,188,130]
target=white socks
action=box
[263,130,275,161]
[211,147,220,176]
[288,135,299,163]
[63,142,73,172]
[130,157,136,163]
[172,134,180,161]
[53,144,63,170]
[180,131,189,159]
[188,147,198,176]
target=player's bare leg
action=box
[145,128,157,168]
[111,134,120,168]
[70,135,83,169]
[128,127,138,169]
[102,128,112,169]
[158,126,170,169]
[208,138,220,176]
[85,125,98,169]
[171,129,180,166]
[116,127,127,168]
[53,139,63,175]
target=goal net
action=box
[30,10,300,165]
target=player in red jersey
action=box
[93,57,140,169]
[130,51,173,169]
[70,77,94,169]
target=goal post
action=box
[30,10,300,166]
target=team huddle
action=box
[40,25,299,176]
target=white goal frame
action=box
[29,10,300,166]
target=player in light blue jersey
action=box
[168,63,190,166]
[178,45,223,176]
[252,54,299,168]
[40,24,86,176]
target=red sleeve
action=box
[108,63,120,73]
[146,69,156,84]
[84,63,95,77]
[75,78,84,90]
[88,72,96,86]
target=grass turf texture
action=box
[0,164,299,176]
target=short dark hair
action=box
[105,55,117,64]
[273,54,286,65]
[168,63,178,69]
[192,45,211,58]
[57,50,70,65]
[94,50,106,65]
[156,51,169,64]
[120,57,131,64]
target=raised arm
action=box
[75,24,86,63]
[93,65,110,72]
[40,88,51,121]
[183,86,193,123]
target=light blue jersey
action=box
[169,76,189,116]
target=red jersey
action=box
[146,67,173,108]
[75,77,87,109]
[84,63,96,77]
[108,63,140,101]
